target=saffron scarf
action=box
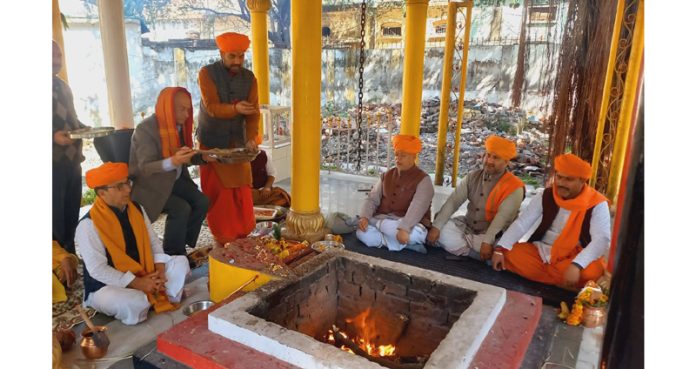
[155,87,193,159]
[485,171,525,222]
[550,183,607,263]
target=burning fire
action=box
[326,308,397,358]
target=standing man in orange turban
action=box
[76,163,190,325]
[492,153,611,289]
[356,135,434,253]
[427,135,525,261]
[197,32,261,244]
[129,87,209,258]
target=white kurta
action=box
[75,205,190,325]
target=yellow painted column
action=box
[451,3,473,186]
[97,0,135,129]
[52,0,68,82]
[434,2,457,186]
[399,0,430,136]
[247,0,271,140]
[590,0,625,187]
[607,0,643,203]
[284,0,325,242]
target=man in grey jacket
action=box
[129,87,209,257]
[427,135,525,261]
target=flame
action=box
[341,308,397,358]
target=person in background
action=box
[250,149,291,207]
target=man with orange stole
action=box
[357,135,434,253]
[129,87,209,257]
[197,32,261,244]
[427,135,525,261]
[76,163,190,325]
[492,153,611,289]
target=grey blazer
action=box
[128,115,204,221]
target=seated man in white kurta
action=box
[76,162,190,325]
[356,135,434,253]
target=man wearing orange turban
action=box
[427,135,525,262]
[75,162,190,325]
[492,153,611,290]
[129,87,209,259]
[197,32,261,244]
[357,135,434,253]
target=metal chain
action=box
[356,0,367,172]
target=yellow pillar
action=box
[247,0,271,141]
[434,2,458,186]
[607,0,643,203]
[451,2,473,186]
[52,0,68,82]
[97,0,135,129]
[284,0,325,242]
[399,0,430,136]
[590,0,625,187]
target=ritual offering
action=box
[254,206,278,221]
[311,240,346,253]
[68,126,114,139]
[260,236,313,264]
[197,147,259,164]
[220,237,294,278]
[560,281,609,327]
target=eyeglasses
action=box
[100,180,132,191]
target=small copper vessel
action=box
[80,325,109,359]
[582,306,607,328]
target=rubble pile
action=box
[321,98,550,186]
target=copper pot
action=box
[582,306,607,328]
[80,326,109,359]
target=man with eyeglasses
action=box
[426,135,525,262]
[129,87,209,258]
[356,135,434,254]
[492,153,611,290]
[75,162,190,325]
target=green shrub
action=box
[81,189,96,206]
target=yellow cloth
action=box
[52,241,78,304]
[554,153,592,179]
[86,162,129,189]
[89,197,175,313]
[485,135,517,161]
[392,134,422,154]
[215,32,250,52]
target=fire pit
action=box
[209,250,505,369]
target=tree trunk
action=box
[511,0,529,108]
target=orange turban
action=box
[485,135,517,161]
[215,32,250,53]
[86,162,129,189]
[392,134,422,154]
[554,153,592,179]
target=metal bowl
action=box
[311,240,345,253]
[251,221,278,236]
[183,300,214,316]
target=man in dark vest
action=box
[197,32,261,244]
[250,149,291,207]
[129,87,209,257]
[493,153,611,289]
[357,135,434,253]
[53,40,88,254]
[427,135,525,261]
[76,163,189,325]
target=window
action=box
[382,26,401,36]
[529,6,557,24]
[322,26,331,37]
